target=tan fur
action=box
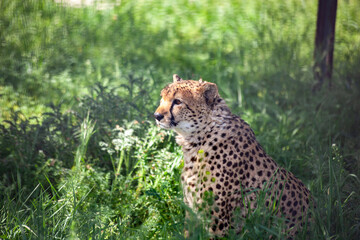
[154,75,312,237]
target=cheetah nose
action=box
[154,112,164,121]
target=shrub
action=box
[0,78,156,198]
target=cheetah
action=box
[154,74,313,238]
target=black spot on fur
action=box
[219,223,224,230]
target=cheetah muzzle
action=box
[154,74,313,237]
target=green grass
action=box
[1,0,360,239]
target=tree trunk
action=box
[313,0,338,92]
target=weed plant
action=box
[1,0,360,239]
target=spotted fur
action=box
[154,74,312,237]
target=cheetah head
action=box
[154,74,219,135]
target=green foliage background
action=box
[0,0,360,239]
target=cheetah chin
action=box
[154,74,313,238]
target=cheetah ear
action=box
[202,82,219,106]
[173,74,183,83]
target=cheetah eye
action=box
[173,99,182,105]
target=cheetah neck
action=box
[176,98,235,163]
